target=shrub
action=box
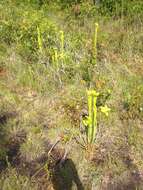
[97,0,143,18]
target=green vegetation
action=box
[84,90,99,144]
[0,0,143,189]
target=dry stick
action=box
[31,164,46,179]
[58,139,74,166]
[32,136,77,178]
[31,138,61,179]
[32,141,71,179]
[47,138,61,156]
[59,149,68,166]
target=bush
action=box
[97,0,143,18]
[0,1,58,60]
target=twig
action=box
[48,138,61,156]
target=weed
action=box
[37,26,43,53]
[92,23,99,65]
[60,30,64,60]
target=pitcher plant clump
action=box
[82,90,111,144]
[83,90,99,144]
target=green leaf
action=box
[100,105,111,117]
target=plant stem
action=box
[87,90,99,143]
